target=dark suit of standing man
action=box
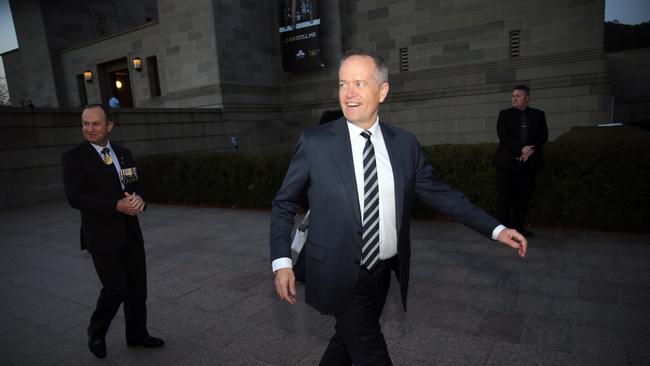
[270,49,528,365]
[62,104,164,359]
[493,85,549,238]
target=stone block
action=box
[188,31,203,41]
[369,28,390,43]
[456,49,485,63]
[376,38,396,52]
[197,60,215,73]
[429,53,457,67]
[415,0,440,11]
[568,0,595,8]
[166,45,181,56]
[485,69,516,84]
[410,33,429,45]
[443,40,469,52]
[367,7,389,21]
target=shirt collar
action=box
[90,141,113,154]
[346,116,381,140]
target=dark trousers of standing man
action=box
[87,230,148,342]
[319,257,397,366]
[496,161,538,231]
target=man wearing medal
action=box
[62,104,164,359]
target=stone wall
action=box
[7,0,59,107]
[3,0,613,157]
[606,47,650,123]
[57,0,222,109]
[279,0,610,144]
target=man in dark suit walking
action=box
[270,49,528,365]
[493,85,549,237]
[62,104,164,359]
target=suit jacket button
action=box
[357,230,362,236]
[354,259,360,265]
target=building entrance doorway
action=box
[98,58,134,107]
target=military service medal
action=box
[120,167,139,185]
[102,154,113,165]
[101,147,113,165]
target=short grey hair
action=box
[82,103,114,123]
[340,48,389,85]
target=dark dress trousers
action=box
[270,118,499,364]
[63,142,148,341]
[493,107,548,229]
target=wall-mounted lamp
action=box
[83,70,93,82]
[132,57,142,71]
[115,80,123,89]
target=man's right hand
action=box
[274,268,296,304]
[116,193,141,216]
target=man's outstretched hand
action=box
[274,268,296,304]
[497,228,527,257]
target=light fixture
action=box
[83,70,93,82]
[115,80,123,89]
[132,57,142,71]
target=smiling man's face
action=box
[82,106,113,147]
[338,55,389,129]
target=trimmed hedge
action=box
[532,126,649,232]
[139,151,292,209]
[139,126,650,232]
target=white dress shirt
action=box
[348,118,398,260]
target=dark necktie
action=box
[520,110,529,145]
[360,130,380,271]
[101,147,113,165]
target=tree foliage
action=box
[604,20,650,53]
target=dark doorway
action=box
[97,58,134,107]
[109,70,133,107]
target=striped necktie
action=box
[360,130,380,271]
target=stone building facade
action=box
[3,0,610,149]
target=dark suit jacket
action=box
[270,118,498,315]
[493,107,549,170]
[62,142,144,253]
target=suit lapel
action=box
[83,142,123,191]
[327,119,362,227]
[381,122,405,236]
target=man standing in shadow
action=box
[270,49,527,365]
[493,85,549,238]
[62,104,164,359]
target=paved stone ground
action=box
[1,201,649,365]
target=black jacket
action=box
[493,107,548,170]
[62,142,144,252]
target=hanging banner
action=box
[278,0,322,71]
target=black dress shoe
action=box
[127,335,165,348]
[88,337,107,359]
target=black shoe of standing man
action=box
[88,336,107,359]
[127,335,165,348]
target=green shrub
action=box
[532,126,650,232]
[138,126,650,232]
[139,151,291,209]
[415,143,498,219]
